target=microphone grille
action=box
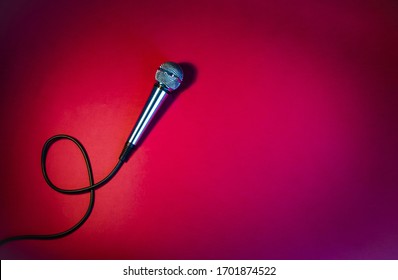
[155,62,184,91]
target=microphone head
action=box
[155,62,184,91]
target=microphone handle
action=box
[119,83,170,162]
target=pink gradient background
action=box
[0,0,397,259]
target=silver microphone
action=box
[119,62,184,162]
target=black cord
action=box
[0,134,124,246]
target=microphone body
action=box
[119,62,183,162]
[119,83,170,161]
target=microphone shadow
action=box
[136,62,198,146]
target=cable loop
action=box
[0,134,123,246]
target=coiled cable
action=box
[0,134,124,246]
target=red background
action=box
[0,0,397,259]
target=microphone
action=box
[0,62,184,247]
[119,62,184,162]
